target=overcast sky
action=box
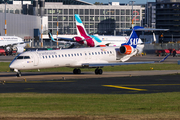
[84,0,156,4]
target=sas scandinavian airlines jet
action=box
[9,26,169,77]
[49,14,144,53]
[0,36,26,53]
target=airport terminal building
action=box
[0,0,145,47]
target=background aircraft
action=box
[10,26,169,77]
[0,36,26,53]
[49,14,144,54]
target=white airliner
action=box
[49,14,144,54]
[9,26,169,77]
[0,36,26,53]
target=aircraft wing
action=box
[135,28,169,31]
[57,37,74,41]
[123,28,169,31]
[82,53,170,68]
[82,61,155,68]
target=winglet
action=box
[158,53,171,63]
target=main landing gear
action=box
[73,68,81,74]
[73,68,103,75]
[95,68,103,75]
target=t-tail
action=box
[120,26,143,55]
[75,14,89,37]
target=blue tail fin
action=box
[122,26,143,48]
[48,33,55,42]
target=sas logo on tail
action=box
[129,38,138,46]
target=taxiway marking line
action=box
[103,85,147,91]
[119,84,180,86]
[3,81,74,83]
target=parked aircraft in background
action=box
[49,14,144,53]
[0,36,26,53]
[10,26,169,77]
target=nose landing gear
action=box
[16,71,21,77]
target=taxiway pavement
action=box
[0,73,180,94]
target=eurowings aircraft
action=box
[49,14,144,53]
[0,36,26,53]
[10,26,169,77]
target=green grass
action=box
[0,93,180,117]
[2,62,180,72]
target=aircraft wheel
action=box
[98,69,103,75]
[16,71,21,77]
[95,68,103,75]
[73,68,77,74]
[77,69,81,74]
[73,68,81,74]
[95,68,99,74]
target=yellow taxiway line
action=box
[103,85,147,91]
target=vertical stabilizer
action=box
[122,26,143,48]
[75,14,89,37]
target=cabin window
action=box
[107,51,109,54]
[80,53,82,56]
[43,56,45,59]
[98,52,100,55]
[68,54,70,57]
[85,53,87,56]
[59,55,60,57]
[55,55,57,58]
[95,52,97,55]
[49,56,51,58]
[46,56,47,58]
[104,51,106,54]
[92,52,94,55]
[77,53,79,56]
[65,54,67,57]
[52,55,54,58]
[89,53,91,55]
[62,55,64,57]
[74,53,76,56]
[71,54,73,57]
[101,52,103,54]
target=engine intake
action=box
[120,45,134,55]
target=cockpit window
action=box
[24,56,30,59]
[17,56,23,59]
[17,56,30,59]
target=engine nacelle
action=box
[16,46,25,53]
[73,36,83,42]
[119,45,134,55]
[96,45,106,47]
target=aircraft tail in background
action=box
[75,14,89,37]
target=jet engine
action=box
[73,36,84,42]
[119,45,134,55]
[72,36,85,45]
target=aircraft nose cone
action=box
[9,63,15,69]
